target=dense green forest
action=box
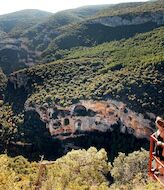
[11,27,163,116]
[16,0,164,54]
[38,0,164,56]
[0,148,163,190]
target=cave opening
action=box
[63,123,149,162]
[72,105,87,116]
[64,118,70,126]
[75,119,82,130]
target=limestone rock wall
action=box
[35,100,154,140]
[92,11,164,27]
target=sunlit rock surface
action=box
[35,100,154,140]
[93,11,164,27]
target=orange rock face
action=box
[37,100,154,140]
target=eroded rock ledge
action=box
[92,11,164,27]
[34,100,154,140]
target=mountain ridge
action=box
[0,9,52,36]
[0,0,164,74]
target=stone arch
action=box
[52,120,61,129]
[72,105,87,116]
[75,119,82,131]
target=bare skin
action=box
[155,117,164,175]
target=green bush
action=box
[41,147,111,190]
[0,148,163,190]
[111,149,149,184]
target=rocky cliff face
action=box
[6,73,153,159]
[7,71,155,140]
[13,99,151,159]
[92,11,164,27]
[9,71,29,89]
[34,100,154,140]
[0,37,41,74]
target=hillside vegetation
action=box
[0,1,164,189]
[23,5,108,51]
[11,27,164,116]
[24,0,164,54]
[43,21,158,60]
[0,9,52,36]
[0,0,163,75]
[42,0,164,60]
[95,0,164,18]
[0,148,162,190]
[0,69,7,96]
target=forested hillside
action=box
[0,148,163,189]
[22,5,109,51]
[10,27,163,116]
[0,26,161,163]
[0,0,164,189]
[0,69,7,97]
[42,0,164,60]
[0,9,52,36]
[94,0,164,17]
[0,0,164,75]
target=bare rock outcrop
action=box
[0,37,40,74]
[92,11,164,27]
[35,100,154,140]
[9,72,29,89]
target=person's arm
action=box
[157,141,164,147]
